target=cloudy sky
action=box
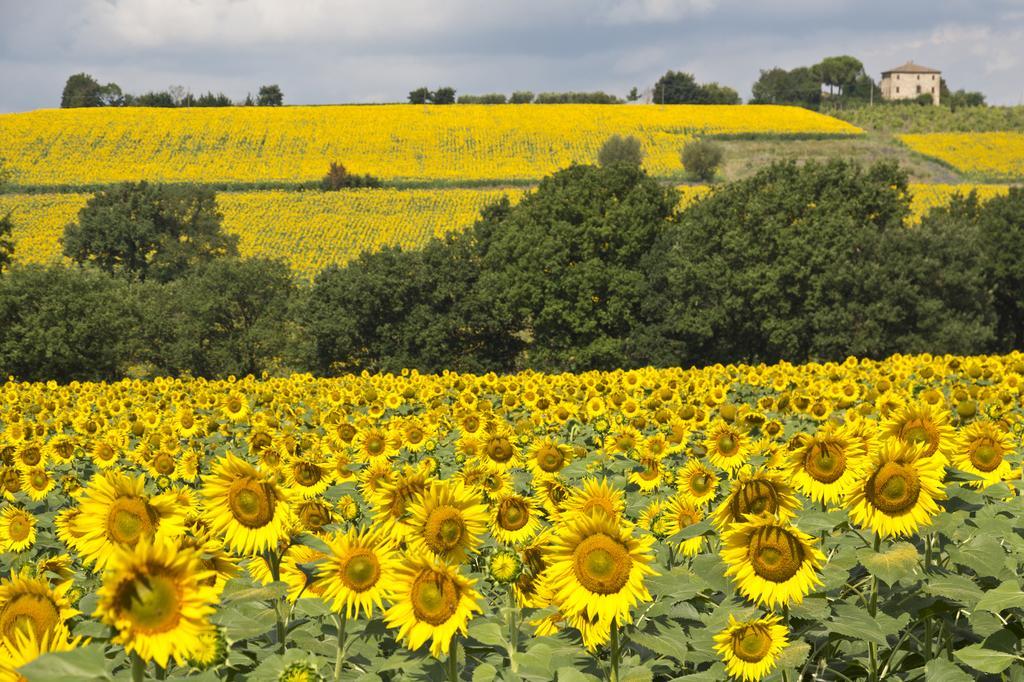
[1,0,1023,112]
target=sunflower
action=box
[95,537,218,668]
[69,471,186,571]
[407,480,489,564]
[628,457,665,492]
[383,554,483,658]
[319,526,399,619]
[953,420,1016,488]
[0,507,36,553]
[676,458,721,506]
[712,468,800,530]
[882,401,956,461]
[0,623,86,680]
[544,510,657,627]
[846,440,947,538]
[352,426,399,463]
[19,467,54,502]
[282,451,333,500]
[661,496,706,557]
[787,423,868,505]
[559,478,626,522]
[704,420,750,472]
[526,438,572,478]
[721,515,825,608]
[489,493,543,545]
[201,453,293,556]
[0,568,78,647]
[221,391,250,423]
[714,613,789,681]
[477,422,520,470]
[370,465,428,540]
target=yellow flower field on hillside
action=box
[0,183,1003,278]
[900,132,1024,179]
[0,105,861,185]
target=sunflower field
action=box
[0,184,1001,279]
[0,104,861,186]
[900,132,1024,180]
[1,352,1024,681]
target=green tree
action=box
[428,87,457,104]
[0,265,137,381]
[971,188,1024,350]
[61,73,102,107]
[750,67,822,107]
[815,55,864,97]
[653,71,702,104]
[680,139,724,182]
[473,164,678,371]
[597,135,644,168]
[257,84,283,106]
[0,212,14,273]
[510,91,534,104]
[650,159,993,365]
[137,258,300,377]
[62,182,239,282]
[408,87,430,104]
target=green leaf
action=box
[924,658,973,682]
[472,664,499,682]
[222,580,288,603]
[17,643,111,682]
[949,534,1007,578]
[975,581,1024,614]
[775,641,811,669]
[619,664,654,682]
[794,509,848,533]
[629,630,688,663]
[924,574,983,609]
[468,621,507,649]
[954,644,1018,674]
[856,541,919,586]
[669,519,712,542]
[556,667,600,681]
[828,604,887,645]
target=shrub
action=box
[597,135,644,168]
[510,91,534,104]
[680,139,724,182]
[457,94,507,104]
[320,162,382,190]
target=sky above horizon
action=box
[1,0,1023,112]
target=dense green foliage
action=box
[62,182,239,282]
[60,73,124,108]
[680,139,724,181]
[597,135,645,167]
[60,72,246,107]
[0,212,14,273]
[320,162,383,190]
[652,71,740,104]
[257,84,284,106]
[751,56,878,109]
[3,161,1023,381]
[834,104,1024,132]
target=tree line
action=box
[0,158,1021,382]
[61,73,283,108]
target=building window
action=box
[917,85,921,94]
[896,87,900,93]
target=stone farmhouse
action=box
[880,61,941,105]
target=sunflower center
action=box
[731,481,779,520]
[572,533,632,595]
[20,447,41,467]
[299,502,331,529]
[424,506,466,554]
[733,625,773,663]
[30,471,49,490]
[638,461,660,481]
[365,435,384,455]
[410,571,459,626]
[227,478,277,528]
[1,594,60,643]
[154,452,176,475]
[341,550,381,592]
[749,527,803,583]
[486,437,514,463]
[8,514,31,541]
[294,462,322,487]
[2,468,22,493]
[537,446,564,473]
[107,497,157,545]
[900,421,935,451]
[970,440,1003,472]
[677,509,699,528]
[717,434,738,456]
[804,442,846,484]
[498,498,530,531]
[117,573,182,634]
[867,462,921,514]
[407,428,424,445]
[690,474,711,494]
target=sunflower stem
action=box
[447,635,460,682]
[334,613,347,681]
[609,620,620,682]
[506,588,519,674]
[130,652,146,682]
[267,549,287,654]
[867,532,881,682]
